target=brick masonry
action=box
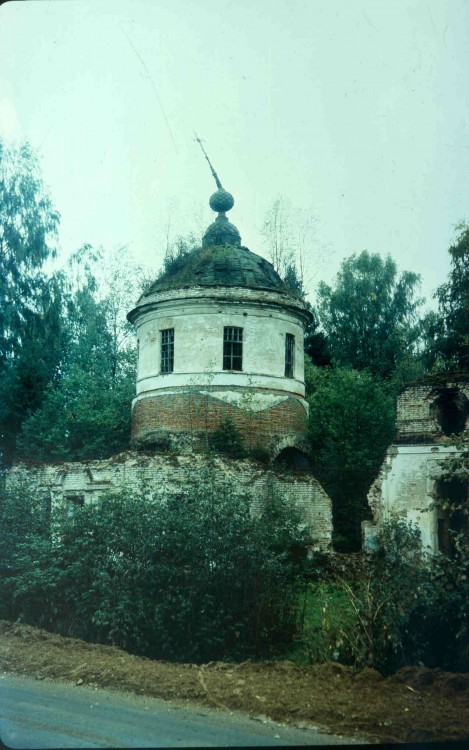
[396,377,469,443]
[7,451,333,549]
[131,387,308,454]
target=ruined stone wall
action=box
[363,444,462,552]
[8,451,332,549]
[396,379,469,443]
[364,374,469,552]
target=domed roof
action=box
[143,243,297,296]
[138,152,304,301]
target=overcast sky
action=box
[1,0,468,307]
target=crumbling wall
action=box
[7,451,332,550]
[364,375,469,552]
[396,379,469,443]
[363,444,462,552]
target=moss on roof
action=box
[143,244,302,298]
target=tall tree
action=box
[316,251,423,378]
[16,244,139,462]
[430,223,469,370]
[306,363,396,551]
[261,196,325,293]
[0,140,61,464]
[0,141,60,364]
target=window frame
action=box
[223,326,243,371]
[160,328,174,374]
[285,332,295,378]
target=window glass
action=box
[161,328,174,373]
[223,327,243,371]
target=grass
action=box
[286,581,357,665]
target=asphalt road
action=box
[0,672,360,748]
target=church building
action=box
[127,176,313,462]
[6,164,333,551]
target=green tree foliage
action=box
[306,363,396,551]
[16,245,137,462]
[157,233,199,279]
[0,141,62,464]
[316,251,423,378]
[427,223,469,370]
[16,365,134,461]
[0,471,51,622]
[1,469,308,662]
[304,313,331,366]
[0,140,60,364]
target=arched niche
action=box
[273,446,311,473]
[430,388,469,437]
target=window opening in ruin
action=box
[223,326,243,371]
[274,447,311,472]
[160,328,174,373]
[435,478,468,557]
[285,333,295,378]
[430,388,469,437]
[65,493,85,519]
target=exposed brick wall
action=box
[7,452,333,549]
[396,378,469,443]
[131,388,308,453]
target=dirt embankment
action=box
[1,620,468,745]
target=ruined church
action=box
[127,177,312,460]
[8,168,333,549]
[7,155,469,554]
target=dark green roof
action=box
[143,244,300,297]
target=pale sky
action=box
[1,0,468,307]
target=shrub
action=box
[1,467,309,662]
[314,518,469,674]
[210,416,245,458]
[302,520,436,674]
[0,474,51,621]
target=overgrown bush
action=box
[0,472,51,621]
[294,581,356,665]
[422,449,469,670]
[335,520,433,673]
[299,518,469,675]
[210,416,246,458]
[0,468,309,662]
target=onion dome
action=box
[203,187,241,248]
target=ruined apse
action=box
[363,374,469,554]
[127,182,313,459]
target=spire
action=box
[194,132,222,190]
[195,133,241,248]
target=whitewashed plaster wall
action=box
[134,286,307,399]
[363,444,461,552]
